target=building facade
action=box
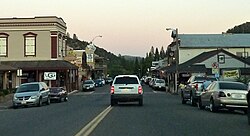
[0,16,78,92]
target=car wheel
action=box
[46,97,50,105]
[111,99,115,106]
[209,99,218,112]
[243,109,247,114]
[190,95,196,106]
[37,98,42,107]
[181,96,187,104]
[64,96,68,102]
[198,99,205,110]
[139,98,143,106]
[13,104,18,109]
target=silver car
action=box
[152,79,166,91]
[13,82,50,108]
[110,75,143,106]
[198,81,248,113]
[82,80,95,91]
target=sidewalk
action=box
[0,94,13,109]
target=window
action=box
[236,52,248,58]
[114,77,139,84]
[24,32,37,56]
[0,33,8,57]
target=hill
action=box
[65,37,141,77]
[226,22,250,33]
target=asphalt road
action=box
[0,84,249,136]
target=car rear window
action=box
[114,77,139,84]
[194,77,217,82]
[219,82,247,90]
[156,79,165,83]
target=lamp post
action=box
[166,28,179,94]
[89,35,102,44]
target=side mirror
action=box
[40,88,45,91]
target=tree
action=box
[73,34,78,40]
[160,46,166,59]
[154,47,160,61]
[226,22,250,33]
[150,46,154,55]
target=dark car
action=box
[181,75,218,106]
[94,79,104,87]
[49,87,68,102]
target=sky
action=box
[1,0,250,57]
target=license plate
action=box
[86,87,89,89]
[159,86,161,88]
[21,101,26,104]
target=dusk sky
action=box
[1,0,250,57]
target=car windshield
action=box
[16,84,39,93]
[219,82,248,90]
[50,88,61,93]
[85,80,94,84]
[114,77,138,84]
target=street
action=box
[0,85,249,136]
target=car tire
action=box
[13,104,18,109]
[139,98,143,106]
[37,98,42,107]
[181,97,187,104]
[190,95,196,106]
[209,99,218,112]
[243,109,247,114]
[64,96,68,102]
[46,97,50,105]
[111,99,115,106]
[198,99,205,110]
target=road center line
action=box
[75,106,113,136]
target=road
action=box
[0,84,249,136]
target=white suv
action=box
[110,75,143,106]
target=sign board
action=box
[44,72,56,80]
[17,69,22,76]
[222,70,239,80]
[212,62,219,74]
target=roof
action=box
[179,34,250,48]
[1,60,78,70]
[181,49,250,66]
[161,49,250,74]
[163,64,207,73]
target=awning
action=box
[1,60,78,70]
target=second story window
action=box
[23,32,37,56]
[0,33,9,57]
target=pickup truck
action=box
[180,75,218,106]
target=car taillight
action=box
[138,86,143,94]
[111,86,114,94]
[195,84,198,91]
[218,91,226,97]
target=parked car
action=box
[247,82,250,125]
[94,79,104,87]
[49,87,68,102]
[82,80,95,91]
[13,82,50,108]
[110,75,143,106]
[153,79,166,91]
[149,78,157,88]
[198,81,248,113]
[181,75,218,106]
[105,77,113,84]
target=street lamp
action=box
[166,28,179,94]
[89,35,102,44]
